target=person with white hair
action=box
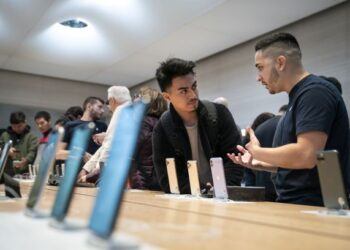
[78,86,132,183]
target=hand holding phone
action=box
[93,133,106,145]
[9,147,19,157]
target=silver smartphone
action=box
[210,157,228,199]
[0,140,12,179]
[317,150,349,210]
[187,160,201,196]
[166,158,180,194]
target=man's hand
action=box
[83,152,92,163]
[9,147,19,157]
[13,158,28,169]
[56,150,69,160]
[77,175,87,183]
[92,132,106,145]
[227,144,277,173]
[77,169,89,183]
[245,127,261,157]
[227,145,254,168]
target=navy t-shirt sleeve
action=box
[295,87,336,136]
[62,122,75,144]
[95,121,107,134]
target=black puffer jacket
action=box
[130,115,161,190]
[152,101,243,194]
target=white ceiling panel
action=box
[0,0,345,87]
[0,0,55,54]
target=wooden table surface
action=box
[1,182,350,250]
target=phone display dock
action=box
[227,186,265,201]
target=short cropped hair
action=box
[255,32,302,64]
[107,86,131,103]
[10,111,26,124]
[34,111,51,122]
[156,58,196,92]
[82,96,104,111]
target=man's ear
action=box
[276,55,286,71]
[162,92,171,102]
[86,102,92,110]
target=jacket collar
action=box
[7,125,31,141]
[7,125,31,135]
[169,100,208,129]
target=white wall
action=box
[0,70,109,136]
[131,2,350,128]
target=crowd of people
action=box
[1,32,349,207]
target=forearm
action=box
[252,144,316,169]
[251,159,277,172]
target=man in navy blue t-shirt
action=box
[228,32,349,206]
[57,96,107,163]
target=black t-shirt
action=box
[244,116,280,201]
[255,116,281,201]
[63,120,107,154]
[273,74,349,206]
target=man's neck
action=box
[284,68,310,94]
[176,109,198,127]
[81,113,93,121]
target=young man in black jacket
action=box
[152,58,243,194]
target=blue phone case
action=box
[89,102,145,239]
[51,123,95,222]
[26,128,64,210]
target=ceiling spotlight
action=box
[60,19,88,28]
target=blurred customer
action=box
[130,88,168,190]
[0,112,38,176]
[78,86,132,183]
[56,97,106,162]
[34,111,52,144]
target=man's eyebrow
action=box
[177,86,188,91]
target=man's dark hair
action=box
[64,106,84,120]
[34,111,51,122]
[155,58,196,92]
[82,97,104,111]
[279,104,289,113]
[251,112,275,130]
[319,75,342,94]
[255,32,302,63]
[10,111,26,124]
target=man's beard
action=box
[269,67,280,94]
[91,110,101,120]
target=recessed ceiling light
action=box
[60,19,88,28]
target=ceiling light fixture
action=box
[60,19,88,28]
